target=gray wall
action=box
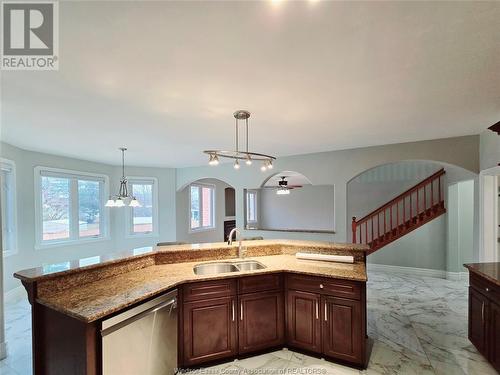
[176,178,235,243]
[258,185,335,231]
[177,136,479,246]
[368,215,447,271]
[0,142,177,292]
[480,130,500,171]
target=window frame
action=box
[125,176,159,238]
[34,166,110,249]
[0,158,18,257]
[246,190,258,225]
[189,182,216,233]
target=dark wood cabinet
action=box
[238,291,284,354]
[490,301,500,371]
[322,296,363,363]
[286,290,321,353]
[469,287,488,355]
[181,273,366,369]
[467,271,500,373]
[182,296,238,366]
[285,274,366,367]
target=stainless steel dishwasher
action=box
[101,289,177,375]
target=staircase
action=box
[352,168,446,254]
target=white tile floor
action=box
[1,272,497,374]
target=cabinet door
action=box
[239,291,284,354]
[469,287,488,356]
[489,301,500,372]
[182,296,237,366]
[286,290,321,353]
[322,296,363,365]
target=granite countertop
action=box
[14,239,368,282]
[464,262,500,287]
[37,254,367,323]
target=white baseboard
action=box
[4,285,27,304]
[367,263,469,281]
[0,341,7,360]
[445,271,469,281]
[367,263,446,278]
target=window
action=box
[190,183,215,231]
[35,167,108,247]
[1,159,17,256]
[127,178,158,236]
[246,190,258,224]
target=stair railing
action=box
[352,168,446,252]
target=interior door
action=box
[238,291,284,354]
[286,290,321,353]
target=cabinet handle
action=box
[482,302,485,321]
[324,302,328,322]
[319,284,324,289]
[232,300,235,322]
[316,301,319,320]
[240,301,243,321]
[486,287,490,292]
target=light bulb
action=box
[208,154,219,166]
[114,198,125,207]
[234,160,240,169]
[105,199,115,207]
[261,163,267,172]
[245,155,252,165]
[277,188,290,195]
[267,160,273,169]
[129,198,141,207]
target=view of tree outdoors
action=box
[42,176,70,240]
[132,183,153,233]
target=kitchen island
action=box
[15,240,369,374]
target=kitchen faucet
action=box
[228,227,246,258]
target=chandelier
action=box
[203,110,276,171]
[105,148,141,208]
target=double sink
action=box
[193,260,266,275]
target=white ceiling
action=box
[1,1,500,168]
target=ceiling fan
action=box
[264,176,303,195]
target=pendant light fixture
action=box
[204,110,276,171]
[105,148,141,208]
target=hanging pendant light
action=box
[105,147,142,208]
[203,110,276,171]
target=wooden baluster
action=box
[431,179,434,210]
[402,196,406,228]
[352,217,357,243]
[416,188,420,221]
[384,208,387,239]
[371,217,374,245]
[364,221,367,245]
[377,213,380,241]
[390,204,393,236]
[424,182,427,216]
[438,175,442,208]
[409,192,412,226]
[397,200,400,233]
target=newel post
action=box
[352,217,357,243]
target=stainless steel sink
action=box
[193,262,239,275]
[232,261,266,271]
[193,260,266,275]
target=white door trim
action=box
[479,166,500,262]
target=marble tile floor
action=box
[1,272,497,374]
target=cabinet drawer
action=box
[287,274,361,300]
[470,274,500,301]
[183,279,237,302]
[239,274,282,294]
